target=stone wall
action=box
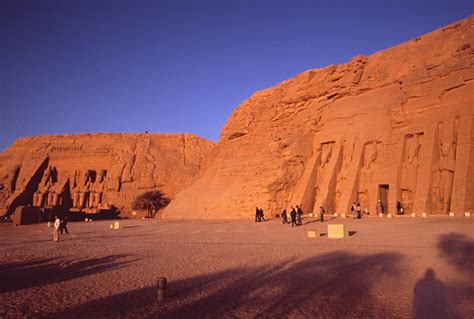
[0,133,214,217]
[164,15,474,219]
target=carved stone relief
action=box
[400,133,423,215]
[357,141,378,211]
[431,120,457,214]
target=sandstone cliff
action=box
[0,133,214,217]
[164,15,474,219]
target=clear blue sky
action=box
[1,0,472,152]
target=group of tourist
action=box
[255,207,266,222]
[280,205,304,227]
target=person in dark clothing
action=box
[60,216,69,235]
[319,206,325,222]
[281,209,288,224]
[255,207,260,222]
[356,203,362,219]
[296,205,303,225]
[397,201,404,215]
[290,207,297,227]
[259,208,265,221]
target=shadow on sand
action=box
[52,251,403,318]
[0,254,136,294]
[412,233,474,319]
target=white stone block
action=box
[328,224,344,239]
[387,213,393,218]
[422,213,427,218]
[333,213,338,217]
[113,221,120,229]
[449,212,455,217]
[465,212,471,217]
[341,213,346,218]
[411,213,416,217]
[307,230,317,238]
[378,213,383,218]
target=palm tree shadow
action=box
[52,251,403,318]
[0,254,138,294]
[434,233,474,317]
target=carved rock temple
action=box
[0,134,214,218]
[1,16,473,220]
[164,15,474,219]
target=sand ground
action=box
[0,215,473,319]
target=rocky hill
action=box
[164,15,474,219]
[0,133,214,217]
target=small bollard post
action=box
[157,277,167,302]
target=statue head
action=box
[97,169,106,182]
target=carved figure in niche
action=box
[0,165,20,203]
[400,134,422,215]
[335,139,355,212]
[134,139,156,189]
[431,122,457,214]
[72,170,92,209]
[90,169,107,208]
[313,142,334,212]
[358,142,378,211]
[107,149,135,192]
[33,166,57,207]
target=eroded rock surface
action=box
[164,16,474,218]
[0,134,214,217]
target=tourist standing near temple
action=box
[60,216,69,235]
[290,207,297,227]
[281,209,288,224]
[319,206,325,222]
[351,202,357,218]
[377,200,385,215]
[296,205,303,225]
[53,217,60,242]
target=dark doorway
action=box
[378,184,389,213]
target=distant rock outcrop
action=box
[164,15,474,219]
[0,133,214,217]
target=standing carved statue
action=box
[358,142,377,211]
[33,166,56,207]
[0,165,20,206]
[72,170,92,209]
[400,135,422,215]
[107,149,135,192]
[432,140,456,214]
[313,142,334,212]
[90,169,107,208]
[335,140,355,212]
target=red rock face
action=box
[0,133,214,217]
[164,16,474,219]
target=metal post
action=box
[157,277,167,302]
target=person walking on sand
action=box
[259,208,265,221]
[319,206,325,222]
[53,216,60,242]
[296,205,303,225]
[60,215,69,235]
[290,207,297,227]
[281,209,288,224]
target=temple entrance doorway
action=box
[378,184,389,214]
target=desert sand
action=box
[0,216,472,318]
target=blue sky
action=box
[1,0,472,151]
